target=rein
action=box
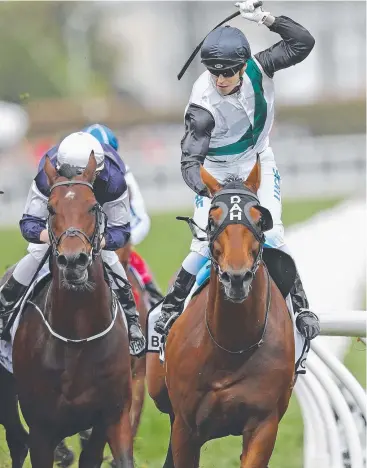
[27,287,120,344]
[205,265,271,354]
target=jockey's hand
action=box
[100,236,106,249]
[235,1,273,25]
[40,229,50,244]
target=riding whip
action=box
[177,1,263,80]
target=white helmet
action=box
[56,132,105,172]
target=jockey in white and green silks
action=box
[155,0,321,340]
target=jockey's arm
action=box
[181,104,215,197]
[124,168,151,246]
[102,189,131,251]
[255,16,315,77]
[19,181,49,244]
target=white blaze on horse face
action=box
[230,195,243,221]
[65,191,75,200]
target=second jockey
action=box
[0,132,146,356]
[82,124,164,307]
[155,2,320,340]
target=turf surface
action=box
[0,197,365,467]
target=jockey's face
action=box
[211,64,247,95]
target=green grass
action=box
[0,196,365,468]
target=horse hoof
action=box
[54,445,75,468]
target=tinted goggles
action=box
[208,64,243,78]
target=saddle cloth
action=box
[0,264,50,373]
[147,279,309,374]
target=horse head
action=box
[44,152,104,288]
[200,156,273,303]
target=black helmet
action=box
[201,26,251,73]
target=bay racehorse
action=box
[12,153,134,467]
[54,247,150,467]
[147,159,295,467]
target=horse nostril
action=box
[76,253,89,268]
[243,271,253,283]
[221,272,230,283]
[57,254,68,269]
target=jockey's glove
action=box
[235,1,275,26]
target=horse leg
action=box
[29,428,57,468]
[171,416,200,468]
[162,413,175,468]
[130,356,146,438]
[54,439,75,467]
[5,423,28,468]
[240,413,279,468]
[0,366,28,468]
[79,426,106,468]
[106,408,134,468]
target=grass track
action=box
[0,197,365,467]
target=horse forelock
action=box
[57,164,81,180]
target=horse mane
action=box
[222,175,245,190]
[58,163,82,179]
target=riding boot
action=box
[116,282,146,357]
[0,275,26,316]
[145,280,164,307]
[291,271,320,340]
[154,267,196,335]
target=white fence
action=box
[295,311,366,468]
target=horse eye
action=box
[47,204,55,215]
[258,217,265,230]
[89,205,97,213]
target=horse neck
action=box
[207,264,268,354]
[50,257,112,338]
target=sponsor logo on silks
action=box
[195,195,204,208]
[214,63,224,69]
[273,168,281,201]
[229,195,242,221]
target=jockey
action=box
[82,124,164,306]
[155,1,320,340]
[0,132,146,356]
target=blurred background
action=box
[0,2,365,467]
[0,0,365,223]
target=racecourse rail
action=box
[295,312,366,468]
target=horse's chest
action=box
[194,370,274,439]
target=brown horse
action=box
[12,153,134,468]
[147,160,295,468]
[54,248,149,467]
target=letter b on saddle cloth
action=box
[147,182,309,372]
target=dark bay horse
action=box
[147,160,295,467]
[54,247,149,467]
[12,153,134,467]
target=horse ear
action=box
[44,155,58,185]
[82,151,97,183]
[200,166,222,196]
[244,154,261,193]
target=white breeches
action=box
[13,243,127,287]
[190,147,284,258]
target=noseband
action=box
[48,180,106,259]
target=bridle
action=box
[48,180,106,261]
[207,184,272,285]
[179,181,274,354]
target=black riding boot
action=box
[145,280,164,307]
[116,282,146,357]
[291,271,320,340]
[154,267,196,335]
[0,275,26,316]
